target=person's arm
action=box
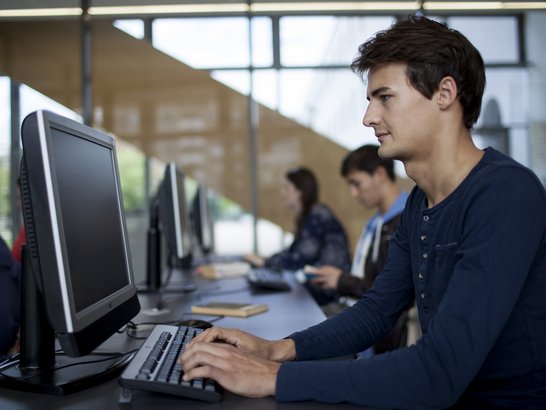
[307,265,343,290]
[276,168,546,408]
[0,237,20,355]
[308,266,370,298]
[243,253,265,268]
[336,273,369,298]
[264,207,325,270]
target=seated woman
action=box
[245,167,351,303]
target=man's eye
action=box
[380,94,391,102]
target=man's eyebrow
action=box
[367,86,391,101]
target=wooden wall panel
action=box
[0,20,381,252]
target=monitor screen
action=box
[156,163,193,268]
[2,110,141,394]
[49,125,131,315]
[191,185,214,256]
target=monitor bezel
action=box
[193,185,214,255]
[157,162,193,265]
[22,110,137,335]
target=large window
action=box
[447,16,520,63]
[0,77,10,242]
[3,11,537,260]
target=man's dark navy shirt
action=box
[277,148,546,408]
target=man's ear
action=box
[437,76,458,109]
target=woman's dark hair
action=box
[285,167,319,236]
[341,144,395,181]
[350,16,485,129]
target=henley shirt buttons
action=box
[418,272,424,280]
[421,235,427,241]
[423,215,429,222]
[423,252,428,259]
[420,293,426,300]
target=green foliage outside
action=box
[0,153,11,242]
[116,141,146,212]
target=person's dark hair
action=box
[350,15,485,129]
[285,167,319,236]
[341,144,395,181]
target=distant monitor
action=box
[191,185,215,256]
[0,110,140,394]
[156,163,193,270]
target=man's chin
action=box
[377,144,393,159]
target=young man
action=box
[180,16,546,408]
[308,145,411,353]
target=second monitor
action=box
[146,163,196,292]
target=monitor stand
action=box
[161,265,197,293]
[139,201,197,295]
[0,247,135,395]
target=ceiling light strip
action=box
[1,2,546,18]
[251,2,420,12]
[0,8,82,17]
[88,4,249,16]
[503,2,546,9]
[424,1,546,10]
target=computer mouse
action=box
[179,319,214,330]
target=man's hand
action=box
[307,265,343,290]
[179,341,281,398]
[185,327,295,362]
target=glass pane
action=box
[0,78,10,242]
[321,16,395,66]
[114,19,145,39]
[447,17,519,63]
[153,17,249,68]
[213,70,279,112]
[480,68,528,127]
[214,197,254,255]
[252,17,273,67]
[116,140,146,212]
[257,218,290,257]
[280,16,336,66]
[473,67,529,161]
[280,16,394,66]
[276,68,373,149]
[211,70,250,96]
[252,69,278,110]
[20,85,80,122]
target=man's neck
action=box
[404,135,484,208]
[378,183,402,215]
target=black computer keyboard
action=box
[247,268,291,292]
[120,324,222,403]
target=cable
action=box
[0,350,137,381]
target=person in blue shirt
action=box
[307,145,411,353]
[244,166,351,273]
[180,16,546,408]
[0,235,21,356]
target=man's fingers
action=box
[182,364,218,382]
[180,340,236,370]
